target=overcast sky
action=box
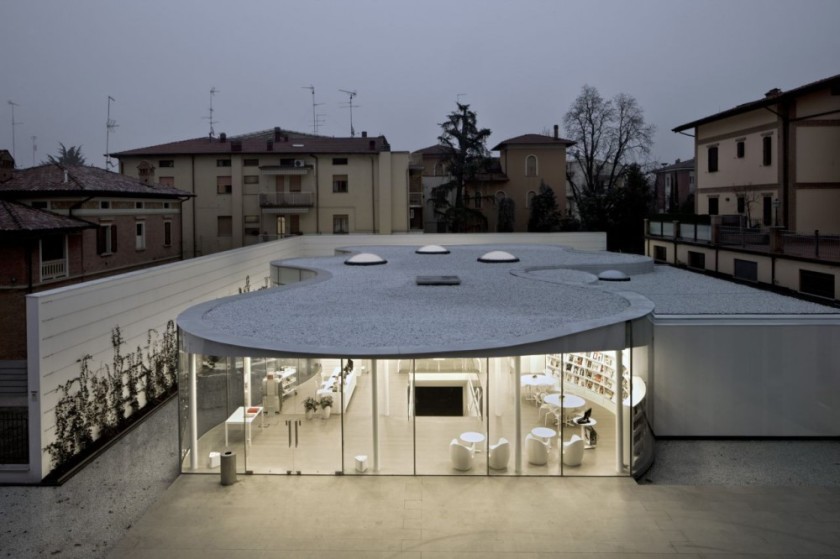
[2,0,839,170]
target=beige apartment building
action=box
[673,73,840,232]
[114,128,410,258]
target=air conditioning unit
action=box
[294,159,305,168]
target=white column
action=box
[189,353,198,470]
[371,359,380,472]
[615,349,624,474]
[243,357,251,408]
[383,359,390,416]
[514,356,522,474]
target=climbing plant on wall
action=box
[45,321,178,474]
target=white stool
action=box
[354,455,368,473]
[208,451,221,468]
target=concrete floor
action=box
[109,474,840,558]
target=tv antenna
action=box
[8,100,21,163]
[204,87,219,138]
[105,96,118,171]
[302,85,325,135]
[339,89,358,137]
[31,136,37,167]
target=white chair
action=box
[525,433,549,465]
[562,435,585,467]
[488,438,510,470]
[449,438,474,471]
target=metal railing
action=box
[717,226,770,248]
[41,259,67,281]
[780,231,840,261]
[258,192,314,207]
[0,407,28,464]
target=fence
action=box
[0,407,28,464]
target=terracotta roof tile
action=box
[0,199,94,236]
[492,134,575,150]
[112,128,391,157]
[0,164,191,198]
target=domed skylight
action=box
[344,252,388,266]
[477,250,519,263]
[415,244,450,254]
[598,270,630,281]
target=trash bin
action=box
[220,450,237,486]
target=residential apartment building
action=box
[412,126,574,233]
[113,127,411,257]
[652,158,695,214]
[647,73,840,303]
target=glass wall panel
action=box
[414,358,486,475]
[521,354,559,475]
[487,356,516,475]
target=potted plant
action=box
[303,397,319,419]
[320,395,334,419]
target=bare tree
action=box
[564,85,654,230]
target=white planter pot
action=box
[322,405,332,419]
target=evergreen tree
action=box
[497,196,515,232]
[527,181,562,232]
[46,143,86,165]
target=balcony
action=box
[41,259,67,281]
[259,192,315,208]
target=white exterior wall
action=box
[652,317,840,437]
[21,232,604,482]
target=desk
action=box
[572,417,598,449]
[530,427,557,447]
[224,406,263,446]
[460,431,486,452]
[543,394,585,425]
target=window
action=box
[800,270,835,299]
[217,216,233,237]
[280,158,295,167]
[163,202,171,209]
[244,215,259,237]
[97,224,117,254]
[159,176,175,186]
[243,175,259,184]
[525,155,537,177]
[135,201,144,209]
[707,146,718,172]
[159,160,174,168]
[163,221,172,247]
[736,141,745,159]
[216,159,231,167]
[332,157,348,165]
[737,196,745,214]
[217,176,232,194]
[40,235,67,280]
[708,197,719,215]
[333,214,349,234]
[763,195,772,226]
[31,201,48,209]
[289,175,301,192]
[526,190,536,208]
[135,222,146,250]
[332,174,348,193]
[688,251,706,270]
[762,136,772,166]
[243,158,259,167]
[653,245,667,262]
[733,259,758,282]
[100,200,111,209]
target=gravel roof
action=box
[179,244,837,358]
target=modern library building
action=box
[175,243,839,478]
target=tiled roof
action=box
[673,73,840,132]
[492,134,575,151]
[412,144,449,156]
[0,199,94,236]
[0,164,192,198]
[112,127,391,157]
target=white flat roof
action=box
[178,244,837,359]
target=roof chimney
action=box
[219,132,227,143]
[266,139,274,151]
[553,124,559,139]
[361,131,367,138]
[0,150,13,182]
[765,88,782,98]
[63,170,69,183]
[274,127,282,142]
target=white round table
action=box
[520,374,556,401]
[543,394,585,426]
[460,431,486,452]
[572,417,598,449]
